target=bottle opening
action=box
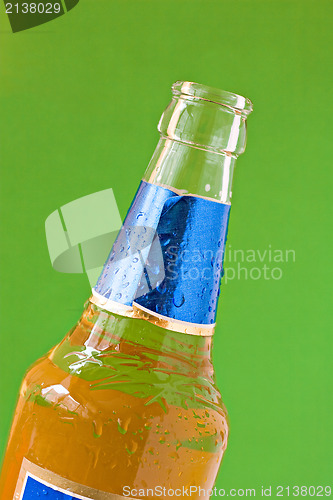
[172,81,253,115]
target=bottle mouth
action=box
[172,81,253,116]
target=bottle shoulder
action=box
[21,345,225,419]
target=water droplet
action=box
[136,212,144,220]
[117,421,127,435]
[122,282,130,289]
[115,293,122,300]
[93,420,102,438]
[173,291,185,308]
[132,257,139,263]
[205,184,211,192]
[162,237,171,247]
[126,441,138,455]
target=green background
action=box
[0,0,332,495]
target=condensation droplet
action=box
[173,291,185,308]
[126,440,138,455]
[117,421,127,435]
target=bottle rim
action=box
[172,81,253,115]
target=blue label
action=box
[95,181,176,307]
[95,181,230,325]
[23,474,79,499]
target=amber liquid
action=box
[0,305,228,499]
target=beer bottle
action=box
[0,81,253,499]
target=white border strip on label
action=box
[132,301,215,336]
[90,289,134,317]
[89,291,215,336]
[146,181,231,205]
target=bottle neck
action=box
[51,303,214,379]
[144,138,236,204]
[92,139,233,334]
[92,82,253,335]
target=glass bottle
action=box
[0,81,253,500]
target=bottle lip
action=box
[172,81,253,115]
